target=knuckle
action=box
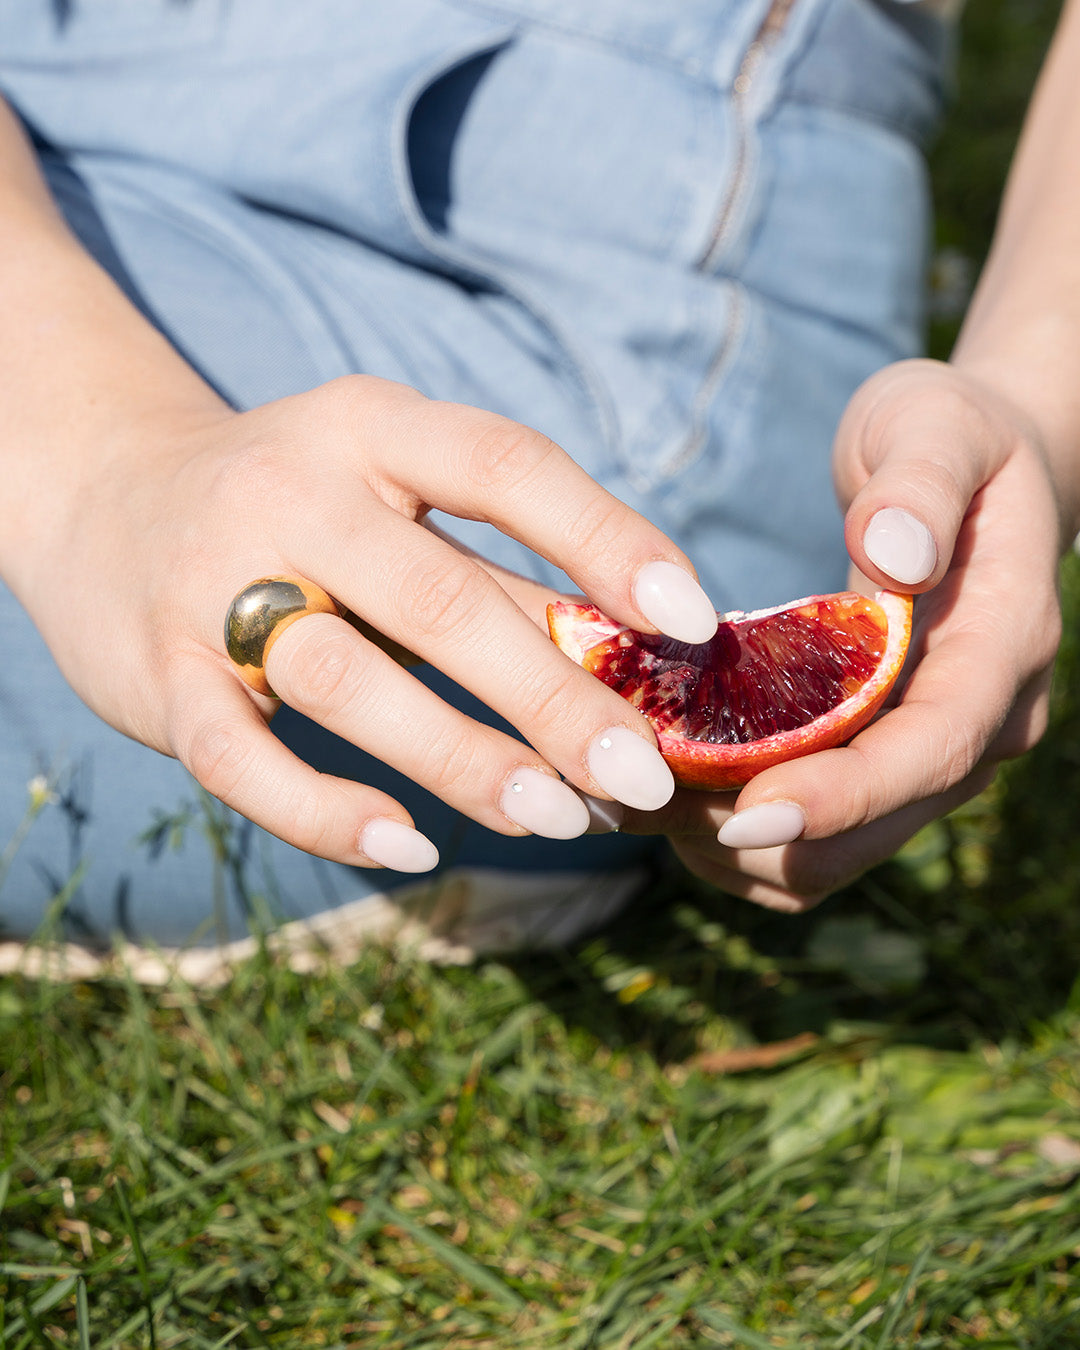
[777,858,838,904]
[560,492,629,562]
[420,728,490,800]
[512,661,591,741]
[213,438,291,511]
[1036,606,1064,669]
[184,715,254,800]
[462,415,560,495]
[295,627,358,709]
[834,751,884,832]
[781,841,864,902]
[284,789,341,858]
[928,726,982,797]
[398,555,488,643]
[317,372,403,412]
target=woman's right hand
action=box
[9,372,721,871]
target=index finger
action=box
[357,386,719,646]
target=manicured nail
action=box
[633,560,718,645]
[587,726,675,812]
[717,801,806,849]
[500,766,591,839]
[359,818,440,872]
[580,792,626,834]
[863,507,936,585]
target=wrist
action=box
[0,231,228,588]
[951,312,1080,544]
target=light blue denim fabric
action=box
[0,0,948,943]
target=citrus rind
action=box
[548,590,913,791]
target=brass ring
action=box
[225,576,343,697]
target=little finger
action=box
[170,660,440,870]
[702,762,996,906]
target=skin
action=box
[1,3,1078,905]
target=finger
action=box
[984,664,1054,761]
[423,518,562,630]
[356,388,718,644]
[263,612,593,839]
[670,840,817,913]
[835,363,1013,590]
[677,762,996,910]
[169,658,440,870]
[718,623,1012,848]
[297,511,678,814]
[615,786,739,838]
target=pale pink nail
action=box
[633,560,718,645]
[359,818,440,872]
[586,726,675,812]
[863,507,936,585]
[500,767,591,839]
[717,801,806,849]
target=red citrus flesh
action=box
[548,590,913,790]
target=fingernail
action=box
[359,817,440,872]
[500,766,591,839]
[587,725,675,812]
[580,792,626,834]
[717,801,806,849]
[633,560,718,645]
[863,507,936,585]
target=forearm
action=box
[951,0,1080,540]
[0,98,225,579]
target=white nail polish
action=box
[587,726,675,812]
[863,507,936,586]
[359,818,440,872]
[633,560,718,645]
[500,767,591,839]
[580,792,626,834]
[717,801,806,850]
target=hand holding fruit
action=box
[612,359,1066,911]
[7,367,736,870]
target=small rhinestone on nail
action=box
[510,781,523,794]
[599,736,613,751]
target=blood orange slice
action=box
[548,590,913,790]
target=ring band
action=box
[225,576,343,696]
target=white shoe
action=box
[0,865,645,986]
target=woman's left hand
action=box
[608,359,1066,910]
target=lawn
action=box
[3,3,1079,1346]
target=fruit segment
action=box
[549,591,913,791]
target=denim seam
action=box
[638,282,755,491]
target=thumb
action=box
[835,360,1012,592]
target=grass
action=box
[2,2,1078,1345]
